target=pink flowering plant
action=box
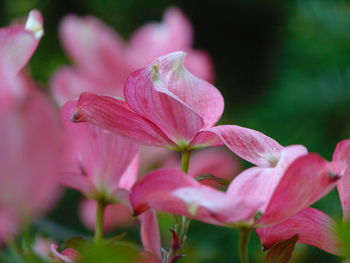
[1,5,350,263]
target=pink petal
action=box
[59,172,96,197]
[127,7,192,68]
[188,147,240,187]
[228,145,307,212]
[50,67,122,105]
[118,154,140,191]
[139,209,161,260]
[0,10,43,77]
[79,199,133,232]
[130,169,197,216]
[0,210,18,244]
[130,169,261,225]
[258,154,340,226]
[333,139,350,220]
[185,50,215,83]
[59,15,129,87]
[74,92,175,147]
[257,207,340,255]
[191,125,283,167]
[172,186,262,225]
[61,100,140,195]
[124,52,223,143]
[0,90,63,220]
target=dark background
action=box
[2,0,350,262]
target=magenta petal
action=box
[258,154,340,226]
[74,92,175,147]
[0,10,43,77]
[139,209,162,260]
[257,207,340,255]
[124,52,223,143]
[333,139,350,220]
[191,125,283,167]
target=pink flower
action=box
[256,139,350,255]
[130,140,340,228]
[60,100,139,204]
[72,51,223,149]
[0,10,63,242]
[51,7,214,105]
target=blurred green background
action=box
[2,0,350,262]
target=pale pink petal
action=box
[191,125,283,167]
[0,10,43,77]
[185,50,215,83]
[130,169,261,225]
[127,7,192,68]
[34,236,54,258]
[74,93,175,147]
[172,186,262,225]
[333,140,350,220]
[228,145,307,212]
[118,154,140,190]
[258,154,340,226]
[79,199,133,232]
[60,15,129,88]
[257,207,340,255]
[139,209,161,260]
[124,52,223,143]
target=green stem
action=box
[166,150,192,263]
[94,200,106,243]
[180,150,191,173]
[239,228,250,263]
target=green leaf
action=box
[336,219,350,258]
[64,237,90,252]
[79,241,140,263]
[264,235,299,263]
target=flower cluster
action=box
[0,8,349,263]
